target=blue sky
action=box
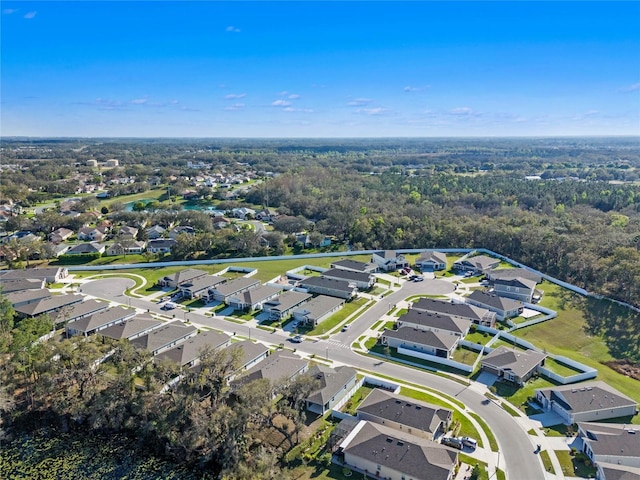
[1,1,639,137]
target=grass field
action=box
[452,346,480,366]
[305,297,371,336]
[555,450,597,477]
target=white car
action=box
[460,436,477,449]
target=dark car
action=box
[441,437,463,450]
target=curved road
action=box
[80,276,543,480]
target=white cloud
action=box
[271,99,291,107]
[226,25,240,33]
[450,107,475,115]
[225,103,245,111]
[619,82,640,93]
[403,85,430,92]
[357,107,388,116]
[23,11,36,19]
[288,94,300,99]
[131,98,148,105]
[283,107,314,113]
[3,8,18,14]
[347,98,373,107]
[224,93,246,99]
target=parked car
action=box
[441,437,463,450]
[342,324,350,332]
[291,335,303,343]
[161,302,177,310]
[460,436,477,449]
[413,276,424,282]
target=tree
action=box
[0,293,15,351]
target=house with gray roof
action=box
[65,242,106,255]
[145,225,166,239]
[371,250,409,272]
[48,227,73,244]
[330,258,377,274]
[493,277,539,303]
[298,276,357,300]
[205,277,261,303]
[415,251,448,272]
[488,268,542,285]
[578,422,640,474]
[49,299,108,326]
[292,295,345,326]
[225,340,270,375]
[14,293,84,318]
[155,330,231,367]
[481,346,547,385]
[158,268,209,289]
[411,297,496,328]
[5,288,51,308]
[381,327,460,359]
[234,350,309,388]
[397,309,471,338]
[338,420,458,480]
[99,315,163,341]
[0,267,68,283]
[130,321,198,355]
[597,463,640,480]
[357,388,453,441]
[227,284,282,311]
[66,305,136,337]
[305,365,359,415]
[321,268,375,291]
[146,238,175,254]
[453,254,500,274]
[466,290,523,320]
[0,277,45,293]
[536,382,638,424]
[262,290,312,320]
[179,275,226,299]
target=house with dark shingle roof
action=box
[397,309,471,338]
[146,238,175,253]
[453,254,499,274]
[536,382,638,424]
[371,250,409,272]
[481,346,547,385]
[597,463,640,480]
[66,305,136,337]
[305,365,359,415]
[5,288,51,308]
[321,268,375,291]
[493,277,538,303]
[488,268,542,285]
[466,290,523,320]
[381,327,460,359]
[130,321,198,355]
[157,268,209,289]
[338,420,458,480]
[233,350,309,388]
[0,267,68,284]
[155,330,231,367]
[225,340,270,376]
[205,277,261,303]
[227,284,282,311]
[98,315,163,341]
[330,258,377,274]
[49,299,108,326]
[14,293,84,318]
[262,290,312,320]
[179,275,227,299]
[415,251,448,272]
[0,277,46,293]
[357,388,453,441]
[577,422,640,476]
[65,242,106,255]
[298,276,357,300]
[292,295,345,326]
[411,297,496,328]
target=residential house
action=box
[453,255,500,274]
[493,277,539,303]
[371,250,409,272]
[330,258,377,274]
[155,331,231,367]
[411,297,496,328]
[49,299,108,327]
[357,388,453,441]
[255,209,279,222]
[118,225,139,239]
[466,291,524,320]
[48,227,73,244]
[66,306,136,337]
[105,240,146,256]
[481,346,547,385]
[169,225,196,238]
[262,290,312,320]
[298,276,357,300]
[205,277,261,303]
[227,284,282,311]
[146,238,175,254]
[321,268,375,291]
[397,310,472,338]
[337,420,458,480]
[488,268,542,285]
[233,350,309,388]
[145,225,166,239]
[415,251,448,272]
[211,216,232,229]
[131,321,198,356]
[0,266,68,284]
[98,315,162,341]
[231,207,256,219]
[14,293,83,319]
[179,275,227,300]
[578,422,640,474]
[536,382,638,424]
[225,340,270,377]
[292,295,345,326]
[65,242,105,255]
[305,365,359,415]
[78,226,107,242]
[5,288,51,308]
[0,278,45,293]
[157,268,209,289]
[381,327,460,359]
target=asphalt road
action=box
[80,276,543,480]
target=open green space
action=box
[452,345,480,366]
[555,450,597,478]
[539,450,555,474]
[543,357,584,377]
[305,297,371,336]
[99,188,170,208]
[458,455,489,480]
[464,330,494,346]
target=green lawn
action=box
[491,377,559,411]
[555,450,597,478]
[452,346,480,366]
[306,297,371,336]
[543,358,584,377]
[464,331,494,346]
[468,412,499,452]
[539,450,555,474]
